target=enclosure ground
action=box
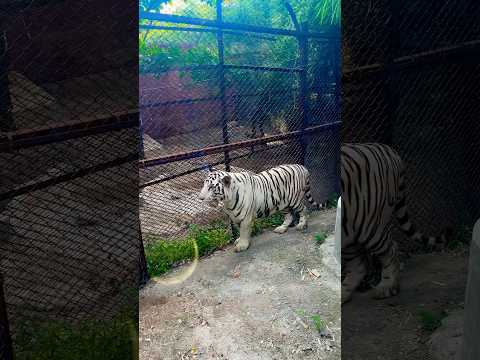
[139,210,340,360]
[342,249,469,360]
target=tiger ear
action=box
[208,165,217,172]
[222,175,231,187]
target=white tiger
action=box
[199,164,325,252]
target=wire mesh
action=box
[1,0,139,358]
[342,0,480,254]
[139,2,341,243]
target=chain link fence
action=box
[1,1,140,359]
[139,1,341,245]
[342,0,480,254]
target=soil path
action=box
[140,210,340,360]
[342,250,469,360]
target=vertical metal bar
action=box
[216,0,235,239]
[138,224,149,287]
[0,27,15,132]
[298,22,310,165]
[332,36,341,195]
[384,3,399,146]
[0,273,13,360]
[0,23,14,358]
[138,114,145,159]
[216,0,230,171]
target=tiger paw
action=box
[273,225,288,234]
[295,223,307,231]
[341,285,353,304]
[372,282,399,299]
[234,239,250,252]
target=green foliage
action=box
[311,314,325,332]
[139,0,339,135]
[326,192,339,209]
[144,212,288,277]
[139,0,340,73]
[144,222,231,277]
[447,224,473,250]
[314,231,327,245]
[251,212,284,236]
[13,311,138,360]
[418,310,447,332]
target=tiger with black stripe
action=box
[341,143,450,303]
[199,164,326,252]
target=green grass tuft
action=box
[311,314,325,333]
[144,212,299,278]
[13,311,138,360]
[251,212,284,236]
[418,310,447,332]
[314,232,327,245]
[447,225,473,250]
[144,223,231,277]
[325,192,339,209]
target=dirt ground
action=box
[139,210,340,360]
[342,249,469,360]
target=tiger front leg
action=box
[373,240,400,299]
[341,255,367,304]
[273,211,293,234]
[234,216,253,252]
[295,205,308,231]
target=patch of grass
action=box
[418,310,447,332]
[13,311,138,360]
[144,223,231,277]
[311,314,325,333]
[325,192,340,209]
[144,212,290,278]
[251,212,284,236]
[447,225,473,250]
[295,309,306,316]
[314,231,327,246]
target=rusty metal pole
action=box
[216,0,230,172]
[0,273,13,360]
[298,21,310,165]
[0,25,15,132]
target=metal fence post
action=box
[138,224,149,287]
[0,273,13,360]
[0,27,15,132]
[384,1,400,146]
[216,0,230,171]
[298,21,310,165]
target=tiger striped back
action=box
[199,164,326,252]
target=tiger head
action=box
[199,171,232,207]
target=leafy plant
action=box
[447,224,473,250]
[144,223,231,277]
[418,310,447,332]
[311,314,325,333]
[251,212,284,236]
[13,310,138,360]
[326,192,339,209]
[314,231,327,245]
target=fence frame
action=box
[0,274,13,360]
[139,0,341,173]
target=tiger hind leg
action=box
[273,210,293,234]
[342,254,367,304]
[295,205,308,231]
[373,238,400,299]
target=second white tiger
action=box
[199,164,325,252]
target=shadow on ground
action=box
[342,249,469,360]
[140,210,340,360]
